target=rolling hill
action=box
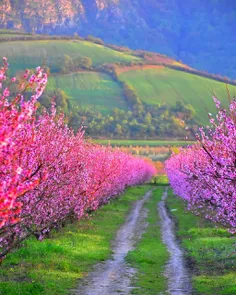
[0,39,139,74]
[1,33,235,138]
[118,66,235,125]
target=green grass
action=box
[152,175,169,185]
[126,187,169,294]
[0,185,151,295]
[166,191,236,295]
[1,37,234,127]
[47,72,128,113]
[0,40,139,74]
[119,67,236,124]
[0,34,33,38]
[95,139,195,146]
[0,30,31,35]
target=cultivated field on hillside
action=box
[0,40,139,74]
[119,67,236,124]
[47,72,127,113]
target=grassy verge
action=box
[0,185,151,295]
[166,190,236,295]
[126,187,169,294]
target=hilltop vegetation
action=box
[1,32,236,139]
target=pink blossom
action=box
[3,88,10,97]
[0,59,156,259]
[166,97,236,232]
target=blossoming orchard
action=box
[0,58,156,258]
[166,97,236,232]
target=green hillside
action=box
[47,72,127,113]
[0,40,139,74]
[44,65,235,126]
[0,35,234,138]
[119,67,236,124]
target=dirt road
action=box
[74,191,152,295]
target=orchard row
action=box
[166,97,236,232]
[0,59,156,258]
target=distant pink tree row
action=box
[166,97,236,232]
[0,58,156,258]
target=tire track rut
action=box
[74,190,152,295]
[158,189,192,295]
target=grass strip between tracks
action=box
[126,186,169,294]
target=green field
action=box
[0,40,139,74]
[119,67,236,124]
[47,72,127,113]
[0,34,33,38]
[0,29,31,35]
[0,35,234,132]
[95,139,194,146]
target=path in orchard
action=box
[74,190,152,295]
[74,189,192,295]
[158,189,192,295]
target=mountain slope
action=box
[1,37,234,123]
[1,35,235,138]
[1,0,236,78]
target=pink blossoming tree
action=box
[0,59,156,259]
[166,97,236,231]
